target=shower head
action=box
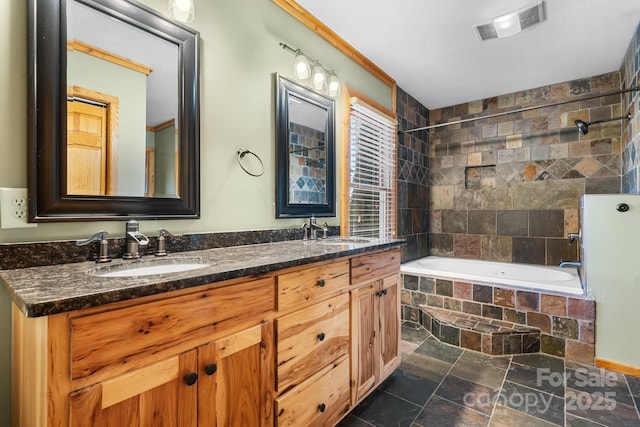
[575,119,589,135]
[574,114,631,135]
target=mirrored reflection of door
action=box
[67,99,108,195]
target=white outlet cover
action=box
[0,188,37,229]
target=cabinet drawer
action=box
[350,249,400,284]
[70,277,274,380]
[275,356,350,427]
[276,260,349,311]
[276,294,349,393]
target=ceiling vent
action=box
[473,1,546,41]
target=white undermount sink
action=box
[91,259,211,278]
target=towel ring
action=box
[237,149,264,177]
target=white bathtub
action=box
[401,256,583,296]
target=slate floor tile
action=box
[490,405,559,427]
[414,335,463,364]
[499,381,565,426]
[435,375,498,416]
[344,324,640,427]
[506,362,565,397]
[450,356,508,389]
[350,389,421,427]
[413,395,490,427]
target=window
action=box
[345,96,397,238]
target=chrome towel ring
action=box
[237,149,264,177]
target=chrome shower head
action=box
[575,114,631,135]
[575,119,589,135]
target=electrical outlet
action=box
[0,188,37,229]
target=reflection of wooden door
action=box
[67,100,108,195]
[145,148,155,197]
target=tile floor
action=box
[338,322,640,427]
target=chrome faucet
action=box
[155,228,175,257]
[567,232,580,246]
[76,230,111,263]
[301,215,328,241]
[123,220,149,259]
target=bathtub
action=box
[401,256,583,296]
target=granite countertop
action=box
[0,238,404,318]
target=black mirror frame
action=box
[27,0,200,221]
[275,74,336,218]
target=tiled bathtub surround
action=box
[428,72,625,265]
[401,273,596,364]
[397,87,430,262]
[621,22,640,193]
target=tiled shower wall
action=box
[428,72,625,266]
[397,87,429,262]
[288,123,326,204]
[621,22,640,193]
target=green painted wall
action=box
[0,0,392,423]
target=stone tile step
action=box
[419,305,541,356]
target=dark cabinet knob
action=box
[205,363,217,375]
[184,372,198,386]
[376,290,383,297]
[317,279,325,287]
[317,332,326,341]
[382,288,388,296]
[318,403,326,413]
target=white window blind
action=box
[348,97,397,239]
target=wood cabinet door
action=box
[69,351,197,427]
[198,323,274,427]
[350,282,379,404]
[379,274,401,379]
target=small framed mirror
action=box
[275,74,335,218]
[28,0,200,221]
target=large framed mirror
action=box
[275,74,335,218]
[28,0,200,221]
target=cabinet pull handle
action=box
[184,372,198,386]
[317,332,326,341]
[205,363,217,375]
[317,279,325,287]
[382,288,388,296]
[376,290,383,297]
[318,403,326,413]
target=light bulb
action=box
[174,0,191,11]
[327,71,340,97]
[311,63,326,91]
[293,52,311,79]
[169,0,194,23]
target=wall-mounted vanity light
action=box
[280,43,341,97]
[169,0,194,23]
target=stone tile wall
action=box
[288,123,326,204]
[428,72,624,265]
[397,87,429,261]
[401,273,596,364]
[621,22,640,193]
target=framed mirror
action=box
[275,74,335,218]
[28,0,200,221]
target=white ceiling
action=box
[296,0,640,109]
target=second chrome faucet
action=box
[123,220,149,259]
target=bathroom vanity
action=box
[2,239,402,427]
